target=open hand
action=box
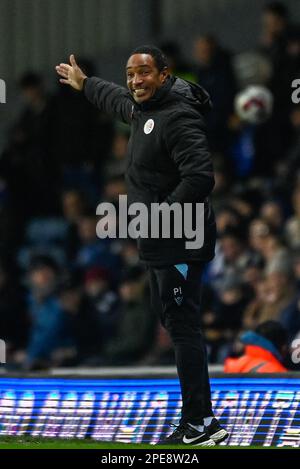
[55,54,87,91]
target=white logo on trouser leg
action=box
[174,286,183,306]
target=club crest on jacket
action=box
[144,119,154,134]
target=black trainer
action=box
[157,423,215,446]
[205,418,229,444]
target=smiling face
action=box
[126,53,168,103]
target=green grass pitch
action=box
[0,436,282,449]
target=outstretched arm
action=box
[55,54,133,124]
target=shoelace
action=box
[166,422,187,439]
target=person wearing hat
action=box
[224,320,288,373]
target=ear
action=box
[161,67,169,83]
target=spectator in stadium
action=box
[262,232,291,276]
[62,189,88,225]
[202,274,250,363]
[210,156,234,212]
[260,2,290,60]
[58,274,103,365]
[102,174,127,205]
[249,218,271,254]
[249,218,291,275]
[100,266,157,365]
[84,266,119,346]
[0,177,16,256]
[119,240,140,268]
[285,185,300,250]
[259,200,284,233]
[257,2,295,171]
[24,256,74,370]
[282,109,300,188]
[292,249,300,290]
[0,72,58,225]
[140,323,174,366]
[103,124,129,180]
[215,205,242,236]
[160,41,198,82]
[207,228,253,294]
[242,275,269,330]
[193,34,236,152]
[48,57,114,185]
[0,259,28,362]
[61,189,88,261]
[16,215,69,271]
[75,214,121,281]
[242,269,298,338]
[224,320,288,373]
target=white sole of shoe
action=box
[210,429,229,443]
[194,438,216,447]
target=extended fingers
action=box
[59,78,70,85]
[55,64,71,78]
[69,54,77,67]
[56,68,66,78]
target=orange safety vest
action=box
[224,345,287,373]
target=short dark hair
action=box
[264,2,288,19]
[130,45,168,72]
[256,320,287,351]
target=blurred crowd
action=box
[1,2,300,371]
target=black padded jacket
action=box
[84,75,216,266]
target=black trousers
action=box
[148,263,213,425]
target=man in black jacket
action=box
[56,46,228,446]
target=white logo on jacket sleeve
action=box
[144,119,155,134]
